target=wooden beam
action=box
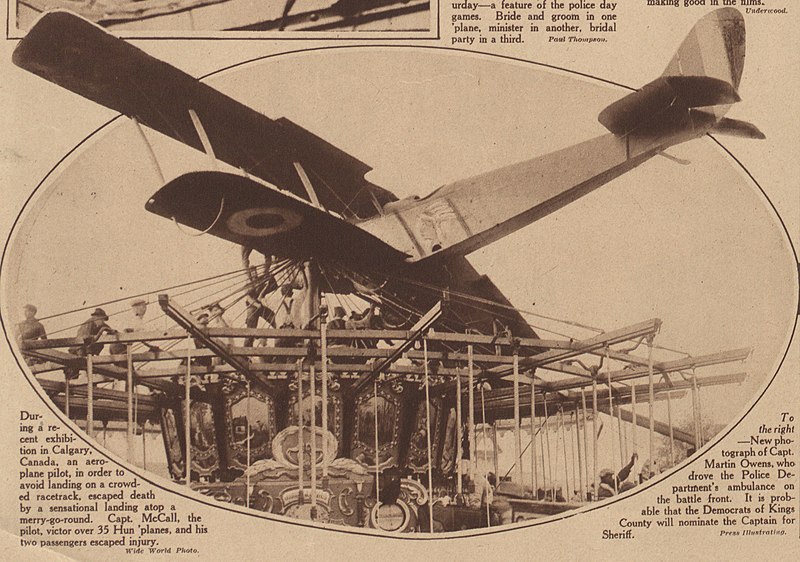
[23,348,176,393]
[159,294,253,379]
[549,348,751,392]
[606,405,695,447]
[494,319,662,376]
[87,345,523,366]
[478,371,745,419]
[349,301,442,396]
[22,327,575,352]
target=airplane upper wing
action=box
[13,11,397,220]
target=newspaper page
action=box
[0,1,797,560]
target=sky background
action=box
[1,41,797,482]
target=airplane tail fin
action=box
[662,7,745,91]
[598,9,762,140]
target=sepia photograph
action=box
[13,0,433,35]
[3,7,796,539]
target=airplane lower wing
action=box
[147,171,409,269]
[13,11,397,220]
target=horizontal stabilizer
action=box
[711,117,765,140]
[146,171,408,268]
[599,76,740,136]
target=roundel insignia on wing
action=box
[226,207,303,237]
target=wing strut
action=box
[293,161,323,210]
[188,109,219,170]
[132,118,166,183]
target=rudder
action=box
[662,7,746,91]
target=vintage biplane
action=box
[12,9,757,532]
[16,0,431,32]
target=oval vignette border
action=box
[1,44,798,541]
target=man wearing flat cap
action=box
[17,304,46,343]
[598,452,638,499]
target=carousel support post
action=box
[246,379,251,509]
[64,377,70,420]
[696,381,704,448]
[309,364,317,518]
[622,410,628,459]
[647,335,656,473]
[616,397,625,467]
[631,379,638,458]
[87,354,94,439]
[184,338,192,487]
[544,393,554,501]
[142,421,147,470]
[321,306,329,488]
[667,389,675,466]
[456,367,463,496]
[297,360,305,503]
[569,410,577,500]
[691,369,701,448]
[538,413,547,499]
[531,375,537,495]
[592,377,598,501]
[492,423,500,480]
[480,382,491,527]
[512,349,523,484]
[127,345,134,462]
[580,386,589,500]
[468,345,476,481]
[374,378,380,510]
[559,407,570,500]
[574,409,584,501]
[423,339,434,532]
[606,350,618,495]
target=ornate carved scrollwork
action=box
[338,486,355,516]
